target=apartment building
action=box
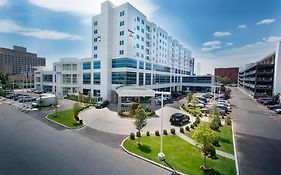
[238,41,281,98]
[34,1,214,100]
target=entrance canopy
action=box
[115,85,155,97]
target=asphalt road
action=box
[231,88,281,175]
[0,103,170,175]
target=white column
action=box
[273,41,281,94]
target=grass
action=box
[47,109,83,128]
[124,135,236,175]
[186,123,234,154]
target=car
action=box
[18,96,33,102]
[262,99,279,105]
[197,96,207,103]
[217,104,228,113]
[274,108,281,114]
[256,97,272,103]
[170,113,190,126]
[267,104,281,110]
[95,100,109,108]
[202,92,214,98]
[171,91,181,98]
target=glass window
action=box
[141,45,144,50]
[141,20,144,25]
[83,62,91,70]
[83,73,91,84]
[137,35,140,39]
[145,73,151,85]
[93,46,97,50]
[83,89,91,95]
[141,28,144,33]
[120,21,124,26]
[93,21,98,26]
[112,72,137,84]
[93,54,98,58]
[72,64,77,70]
[139,61,144,69]
[94,38,98,42]
[93,89,100,97]
[93,61,101,69]
[43,74,53,82]
[62,74,71,84]
[112,58,137,68]
[72,74,77,84]
[120,30,124,36]
[145,62,152,70]
[93,72,101,84]
[119,50,124,55]
[62,64,71,70]
[139,73,144,85]
[94,29,97,34]
[141,37,144,42]
[120,11,125,16]
[137,26,140,30]
[120,40,124,45]
[137,17,140,22]
[136,43,140,48]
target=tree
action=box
[209,104,221,131]
[53,95,59,117]
[187,93,193,104]
[134,105,147,145]
[191,96,198,108]
[78,92,83,104]
[87,91,92,103]
[73,102,81,121]
[192,122,216,171]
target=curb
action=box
[232,116,240,175]
[45,115,85,129]
[121,137,186,175]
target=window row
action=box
[83,73,101,85]
[83,61,101,70]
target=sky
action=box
[0,0,281,74]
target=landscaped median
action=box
[122,135,236,175]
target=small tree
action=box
[192,122,216,171]
[191,96,198,108]
[187,93,193,104]
[73,103,81,121]
[53,95,58,117]
[134,105,147,145]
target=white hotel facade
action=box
[34,1,214,100]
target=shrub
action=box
[136,131,141,138]
[180,127,184,133]
[225,116,231,125]
[79,119,83,125]
[212,136,220,147]
[155,130,160,136]
[190,124,194,129]
[193,121,198,127]
[185,126,190,131]
[210,120,220,131]
[170,128,176,135]
[146,131,150,136]
[214,117,222,127]
[163,129,168,135]
[206,146,216,159]
[129,132,135,140]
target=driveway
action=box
[231,88,281,175]
[80,105,195,135]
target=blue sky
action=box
[0,0,281,74]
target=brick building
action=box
[214,67,239,83]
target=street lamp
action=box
[155,90,171,161]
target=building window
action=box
[94,54,98,58]
[139,72,144,85]
[137,26,140,31]
[62,64,71,70]
[120,21,124,26]
[93,72,101,84]
[141,28,144,33]
[139,61,144,69]
[93,21,98,26]
[72,64,77,70]
[83,62,91,70]
[137,35,140,39]
[94,29,98,34]
[112,72,137,84]
[93,61,101,69]
[141,20,144,25]
[83,89,91,95]
[141,37,144,42]
[120,40,124,45]
[136,43,140,48]
[141,45,144,50]
[93,46,97,50]
[62,74,71,84]
[145,73,151,85]
[145,62,152,70]
[72,74,77,84]
[119,50,124,55]
[136,52,139,57]
[120,11,125,16]
[137,17,140,22]
[93,89,100,97]
[94,38,98,42]
[83,73,91,84]
[112,58,137,68]
[120,30,124,36]
[43,74,53,82]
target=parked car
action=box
[263,99,280,106]
[256,97,272,103]
[31,95,56,108]
[18,96,34,103]
[202,92,214,98]
[95,100,109,109]
[197,96,207,103]
[274,108,281,114]
[171,91,181,98]
[170,113,190,126]
[217,104,228,113]
[267,104,281,110]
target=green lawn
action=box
[124,136,236,175]
[186,123,234,154]
[47,109,83,128]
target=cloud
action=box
[226,42,233,46]
[28,0,158,17]
[262,36,281,43]
[256,18,276,25]
[0,19,83,40]
[238,24,247,29]
[0,0,7,7]
[213,31,231,37]
[203,40,221,47]
[201,40,222,52]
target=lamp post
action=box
[155,90,171,161]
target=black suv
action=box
[170,113,190,126]
[95,100,109,109]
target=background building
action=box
[239,41,281,98]
[214,67,239,84]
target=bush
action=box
[210,120,220,131]
[190,124,194,129]
[163,129,168,135]
[214,117,222,127]
[155,130,160,136]
[225,116,231,125]
[180,127,184,133]
[206,146,216,159]
[136,131,141,138]
[185,126,190,131]
[193,121,198,127]
[212,137,220,147]
[170,128,176,135]
[146,131,150,136]
[79,119,83,125]
[129,132,135,140]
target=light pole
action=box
[155,90,170,161]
